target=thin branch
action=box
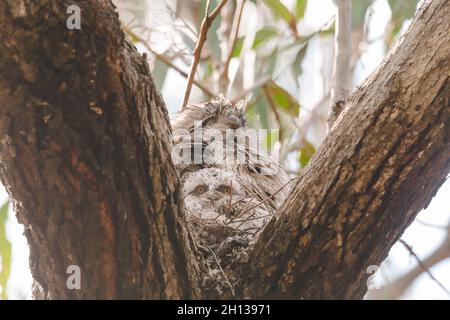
[416,219,448,230]
[219,0,245,93]
[199,244,235,296]
[124,27,215,97]
[231,19,334,105]
[263,84,284,143]
[218,0,234,73]
[367,232,450,300]
[164,1,199,38]
[231,75,272,104]
[399,239,450,296]
[181,0,229,110]
[328,0,352,131]
[234,177,298,219]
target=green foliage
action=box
[299,141,316,167]
[253,91,270,129]
[262,129,280,152]
[252,27,278,49]
[140,0,417,172]
[387,0,419,46]
[263,0,295,24]
[265,81,300,117]
[295,0,307,19]
[231,37,244,57]
[288,34,314,81]
[0,201,11,300]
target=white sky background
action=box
[1,0,449,299]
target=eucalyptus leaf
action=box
[295,0,307,19]
[262,129,280,152]
[0,201,11,300]
[266,81,300,117]
[252,90,270,129]
[263,0,294,25]
[299,141,316,167]
[252,27,278,49]
[232,37,245,57]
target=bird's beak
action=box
[209,191,223,201]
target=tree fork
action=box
[0,0,449,300]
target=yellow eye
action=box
[195,185,207,195]
[220,185,232,195]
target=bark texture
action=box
[0,0,199,299]
[0,0,449,299]
[242,0,450,299]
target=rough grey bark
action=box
[0,0,199,299]
[0,0,448,300]
[242,0,450,299]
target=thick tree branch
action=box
[242,0,450,299]
[0,0,199,299]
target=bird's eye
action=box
[194,185,207,195]
[219,185,232,195]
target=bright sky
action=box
[1,0,448,300]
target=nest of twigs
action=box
[186,207,271,298]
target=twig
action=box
[229,193,259,209]
[231,75,272,104]
[263,84,284,142]
[163,2,198,38]
[218,0,234,76]
[199,244,236,296]
[231,18,334,105]
[124,27,215,97]
[234,177,298,219]
[232,214,273,225]
[328,0,352,131]
[227,195,259,226]
[220,0,246,93]
[367,234,450,300]
[416,219,448,230]
[181,0,229,110]
[399,239,450,296]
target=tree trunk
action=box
[242,0,450,299]
[0,0,199,299]
[0,0,449,299]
